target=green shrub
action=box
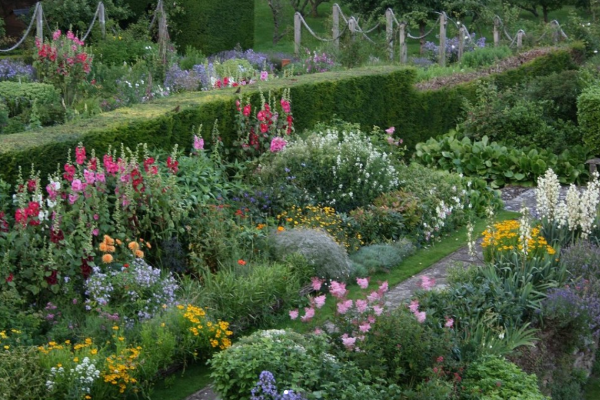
[92,31,154,66]
[347,204,407,244]
[460,46,512,68]
[578,84,600,157]
[415,132,590,187]
[170,0,254,55]
[523,70,583,122]
[179,46,206,71]
[0,82,61,122]
[461,355,548,400]
[0,347,49,400]
[349,240,415,275]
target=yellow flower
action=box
[91,349,98,355]
[3,345,9,350]
[73,357,79,362]
[112,326,119,331]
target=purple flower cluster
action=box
[250,371,306,400]
[209,49,274,72]
[192,63,216,90]
[0,59,35,82]
[303,50,335,73]
[164,64,203,93]
[423,33,486,62]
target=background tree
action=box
[265,0,287,44]
[290,0,330,17]
[42,0,131,34]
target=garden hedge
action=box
[578,85,600,157]
[0,48,578,185]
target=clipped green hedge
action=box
[0,48,578,185]
[578,85,600,157]
[170,0,254,55]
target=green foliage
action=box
[460,46,513,69]
[170,0,254,55]
[0,82,61,122]
[523,70,583,122]
[578,84,600,157]
[461,355,548,400]
[42,0,131,33]
[0,347,49,400]
[348,204,407,244]
[415,132,590,187]
[179,46,207,71]
[350,240,415,275]
[92,31,154,66]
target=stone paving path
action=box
[185,187,539,400]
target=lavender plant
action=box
[251,371,306,400]
[164,64,203,93]
[209,49,274,72]
[0,59,35,82]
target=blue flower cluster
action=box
[164,64,203,93]
[209,49,274,72]
[250,371,306,400]
[0,59,35,82]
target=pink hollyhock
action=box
[260,71,269,81]
[359,322,371,333]
[329,281,347,298]
[52,30,61,40]
[15,208,27,226]
[373,305,384,316]
[445,318,454,328]
[68,193,79,205]
[419,276,436,291]
[75,146,86,165]
[408,300,420,314]
[270,137,287,153]
[385,127,395,135]
[280,99,291,114]
[96,172,106,183]
[415,311,427,323]
[314,295,326,309]
[289,309,299,320]
[66,31,75,40]
[357,277,369,289]
[71,179,84,192]
[243,104,251,117]
[260,123,269,133]
[92,228,99,236]
[83,169,95,184]
[311,277,324,291]
[301,307,315,322]
[355,299,368,313]
[387,136,396,145]
[367,291,380,303]
[341,335,357,350]
[63,164,76,182]
[193,135,204,151]
[337,299,353,314]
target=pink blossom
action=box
[367,291,380,303]
[367,315,376,323]
[71,179,84,192]
[415,311,427,323]
[337,299,353,314]
[419,276,436,291]
[408,300,420,314]
[193,135,204,151]
[311,277,324,291]
[75,146,86,165]
[301,307,315,322]
[68,193,79,205]
[67,31,75,40]
[356,277,369,289]
[385,127,395,135]
[355,299,368,313]
[373,305,384,316]
[378,281,389,294]
[83,169,95,184]
[92,228,99,236]
[359,322,371,333]
[280,99,291,114]
[96,172,106,183]
[52,30,61,40]
[341,336,357,349]
[289,309,299,320]
[329,281,347,298]
[260,71,269,81]
[314,328,323,335]
[387,136,395,145]
[314,295,326,309]
[445,318,454,328]
[270,137,287,153]
[93,214,99,220]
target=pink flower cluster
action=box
[419,275,436,291]
[270,137,287,153]
[385,126,403,146]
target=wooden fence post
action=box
[517,29,524,50]
[294,12,302,56]
[493,17,500,47]
[36,3,43,40]
[99,2,106,39]
[399,22,407,64]
[458,25,465,61]
[332,4,340,50]
[349,17,357,40]
[439,12,446,67]
[157,0,168,63]
[386,9,394,61]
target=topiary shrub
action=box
[268,228,352,281]
[578,84,600,157]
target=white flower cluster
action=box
[537,168,600,239]
[519,207,532,256]
[423,194,463,242]
[73,357,100,394]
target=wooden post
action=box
[552,21,559,44]
[349,17,357,40]
[399,22,407,64]
[517,30,524,50]
[386,9,394,61]
[493,18,500,47]
[332,4,340,51]
[157,0,168,63]
[294,12,302,56]
[439,12,446,67]
[99,2,106,39]
[36,3,43,40]
[458,26,465,61]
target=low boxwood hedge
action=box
[0,48,578,184]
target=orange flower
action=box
[99,242,108,252]
[116,239,122,245]
[277,226,285,232]
[102,254,114,264]
[107,245,116,253]
[135,250,144,258]
[237,259,246,266]
[145,242,152,249]
[128,242,139,252]
[103,235,115,246]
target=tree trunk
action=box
[268,0,285,44]
[419,22,425,55]
[543,6,549,23]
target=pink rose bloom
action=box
[373,305,384,316]
[301,307,315,322]
[355,299,368,313]
[337,299,353,314]
[341,336,357,350]
[359,322,371,333]
[68,193,79,205]
[408,300,420,314]
[193,135,204,151]
[311,277,324,291]
[260,71,269,81]
[367,291,380,303]
[378,281,389,293]
[420,276,436,291]
[329,281,347,298]
[71,179,84,192]
[270,137,287,153]
[415,311,427,324]
[356,277,369,289]
[314,295,327,309]
[445,318,454,328]
[385,127,395,135]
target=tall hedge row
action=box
[578,85,600,157]
[0,49,577,185]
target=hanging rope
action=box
[81,2,102,41]
[0,3,39,52]
[352,19,377,43]
[299,13,348,42]
[406,18,440,40]
[335,4,349,24]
